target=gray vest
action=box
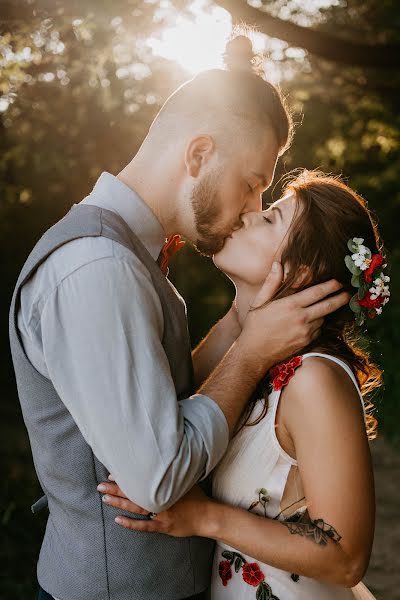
[9,204,214,600]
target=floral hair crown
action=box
[345,237,390,326]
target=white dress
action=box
[208,352,376,600]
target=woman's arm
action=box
[99,357,375,587]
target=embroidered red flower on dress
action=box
[269,356,303,391]
[242,562,265,587]
[363,254,385,284]
[218,560,232,587]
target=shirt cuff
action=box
[179,393,229,481]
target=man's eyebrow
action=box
[271,205,283,221]
[251,172,270,188]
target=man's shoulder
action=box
[20,235,154,316]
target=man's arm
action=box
[192,304,241,388]
[199,266,350,436]
[41,254,229,513]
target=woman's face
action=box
[213,192,298,285]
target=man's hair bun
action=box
[223,35,256,73]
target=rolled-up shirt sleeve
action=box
[40,250,229,512]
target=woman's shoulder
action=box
[279,353,364,425]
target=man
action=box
[9,40,348,600]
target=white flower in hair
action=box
[351,252,371,270]
[376,307,383,315]
[370,276,391,299]
[353,238,364,245]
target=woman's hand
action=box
[97,477,214,538]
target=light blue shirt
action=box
[17,172,229,514]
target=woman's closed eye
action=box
[263,216,272,224]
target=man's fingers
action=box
[294,279,344,308]
[250,262,283,310]
[306,291,351,321]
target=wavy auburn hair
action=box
[240,170,383,440]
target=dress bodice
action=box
[209,353,367,600]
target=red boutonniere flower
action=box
[242,562,265,586]
[269,356,303,391]
[363,254,385,284]
[218,560,232,587]
[158,234,185,274]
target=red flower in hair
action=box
[269,356,303,391]
[357,292,385,310]
[242,562,265,586]
[363,254,385,283]
[218,560,232,587]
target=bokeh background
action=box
[1,0,399,598]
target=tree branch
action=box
[215,0,400,68]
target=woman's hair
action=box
[239,170,383,440]
[152,34,293,156]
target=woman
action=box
[99,171,388,599]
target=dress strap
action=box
[301,352,367,421]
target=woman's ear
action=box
[293,265,313,288]
[284,264,312,289]
[184,135,215,177]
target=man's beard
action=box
[191,170,236,256]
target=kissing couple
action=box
[10,35,386,600]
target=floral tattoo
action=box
[283,515,342,546]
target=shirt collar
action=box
[80,171,166,260]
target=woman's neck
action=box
[233,282,263,327]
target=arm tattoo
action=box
[282,513,342,546]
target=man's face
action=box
[191,132,280,256]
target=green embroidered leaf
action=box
[345,255,359,275]
[256,581,274,600]
[221,550,233,562]
[234,552,247,564]
[234,556,242,572]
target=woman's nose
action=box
[239,212,257,229]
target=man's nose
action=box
[246,192,263,213]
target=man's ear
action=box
[184,135,215,177]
